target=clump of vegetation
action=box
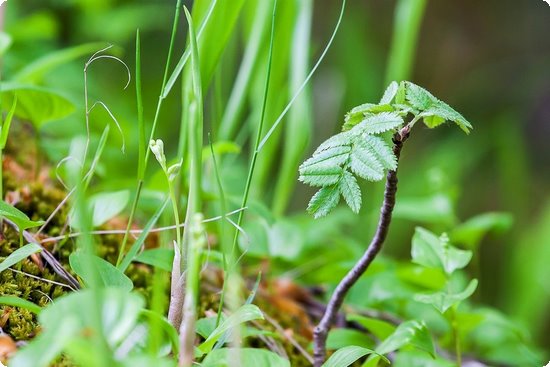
[0,0,547,366]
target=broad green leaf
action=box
[411,227,472,275]
[0,95,17,149]
[347,315,396,340]
[120,356,177,367]
[10,316,81,367]
[0,296,42,315]
[0,83,75,126]
[322,346,380,367]
[340,171,361,213]
[450,212,513,249]
[414,279,478,314]
[140,309,180,356]
[13,42,109,83]
[0,199,44,230]
[375,320,435,357]
[70,252,133,291]
[326,328,374,350]
[201,348,289,367]
[135,248,174,271]
[0,243,42,273]
[307,185,341,219]
[357,111,403,135]
[11,288,144,367]
[90,190,130,227]
[197,304,264,355]
[380,81,399,104]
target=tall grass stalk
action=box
[178,8,204,366]
[0,96,17,200]
[116,0,183,267]
[229,0,277,256]
[272,0,313,215]
[384,0,428,84]
[218,0,273,140]
[257,0,347,153]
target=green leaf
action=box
[201,348,289,367]
[11,288,144,367]
[380,81,399,104]
[411,227,472,275]
[307,185,341,219]
[0,243,42,273]
[70,252,133,291]
[349,140,384,181]
[300,146,351,173]
[347,315,396,340]
[404,81,435,110]
[404,81,472,133]
[414,279,478,314]
[356,111,403,135]
[0,95,17,149]
[13,42,110,83]
[299,166,343,187]
[197,304,264,355]
[360,135,397,170]
[0,296,42,315]
[135,248,174,272]
[0,82,75,126]
[0,199,44,230]
[118,197,169,272]
[375,320,435,357]
[314,131,353,153]
[322,346,379,367]
[450,212,513,250]
[326,328,374,350]
[395,81,406,104]
[340,171,361,213]
[90,190,130,227]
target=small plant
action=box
[299,81,473,366]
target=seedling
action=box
[299,81,472,366]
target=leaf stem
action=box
[312,127,410,367]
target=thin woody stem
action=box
[312,127,410,367]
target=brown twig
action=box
[312,127,410,366]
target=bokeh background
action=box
[2,0,549,355]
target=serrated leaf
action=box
[420,101,472,133]
[300,146,351,172]
[356,112,403,135]
[375,320,435,358]
[360,135,397,170]
[395,81,406,104]
[349,144,384,182]
[343,105,395,131]
[415,279,478,314]
[307,185,340,219]
[314,131,353,153]
[380,81,399,104]
[299,165,342,187]
[340,171,361,213]
[405,81,435,110]
[322,346,379,367]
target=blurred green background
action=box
[1,0,549,355]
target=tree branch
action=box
[312,127,410,366]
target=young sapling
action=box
[298,81,472,366]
